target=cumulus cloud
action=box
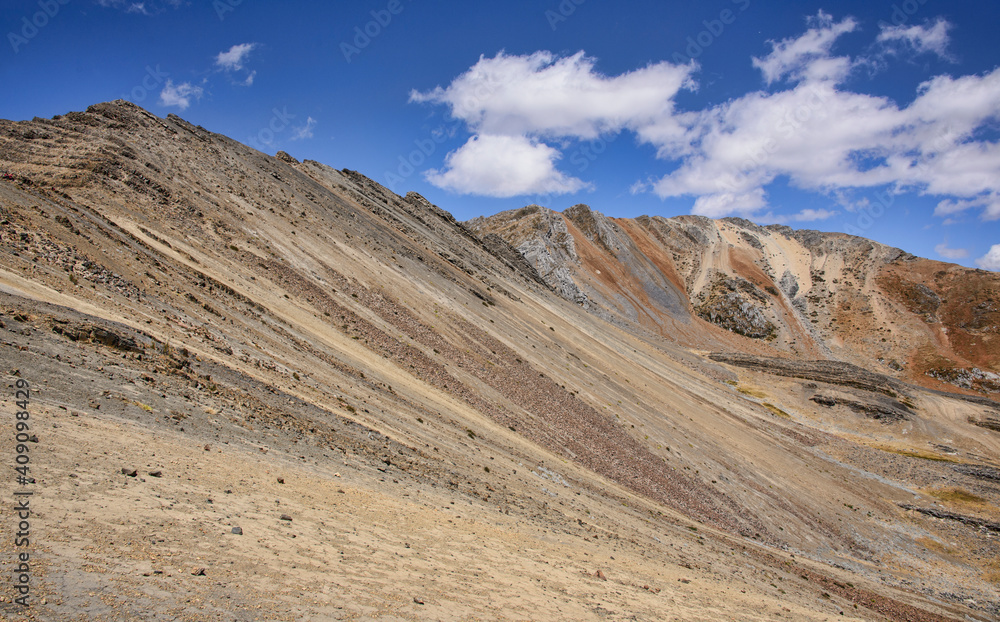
[410,51,693,196]
[784,208,838,222]
[410,12,1000,218]
[976,244,1000,270]
[410,51,695,140]
[877,19,953,60]
[934,243,969,260]
[424,134,591,198]
[652,13,1000,219]
[751,11,858,85]
[934,193,1000,221]
[291,117,317,141]
[159,80,202,110]
[216,43,257,71]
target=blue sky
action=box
[2,0,999,270]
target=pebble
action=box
[277,477,284,484]
[148,470,162,477]
[191,567,206,576]
[232,526,243,535]
[280,514,293,521]
[122,468,138,477]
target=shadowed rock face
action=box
[470,205,1000,397]
[2,101,999,621]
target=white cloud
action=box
[690,189,767,218]
[976,245,1000,270]
[411,51,694,197]
[650,14,1000,220]
[787,208,838,222]
[216,43,257,71]
[424,134,591,198]
[751,12,858,85]
[410,51,695,141]
[934,243,969,259]
[935,193,1000,221]
[95,0,183,14]
[159,80,202,110]
[410,12,1000,216]
[878,19,953,60]
[291,117,317,141]
[243,70,257,87]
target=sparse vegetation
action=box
[873,444,960,463]
[762,403,790,419]
[737,385,767,399]
[924,486,990,510]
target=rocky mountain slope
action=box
[468,206,1000,398]
[0,101,997,621]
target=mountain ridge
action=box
[468,202,1000,398]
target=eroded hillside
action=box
[468,206,1000,398]
[0,102,997,621]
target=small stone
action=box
[28,435,39,443]
[679,578,691,584]
[280,514,293,521]
[232,526,243,535]
[413,596,425,605]
[122,468,138,477]
[191,567,206,576]
[595,569,607,580]
[148,470,162,477]
[334,472,341,477]
[277,477,284,484]
[203,444,211,451]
